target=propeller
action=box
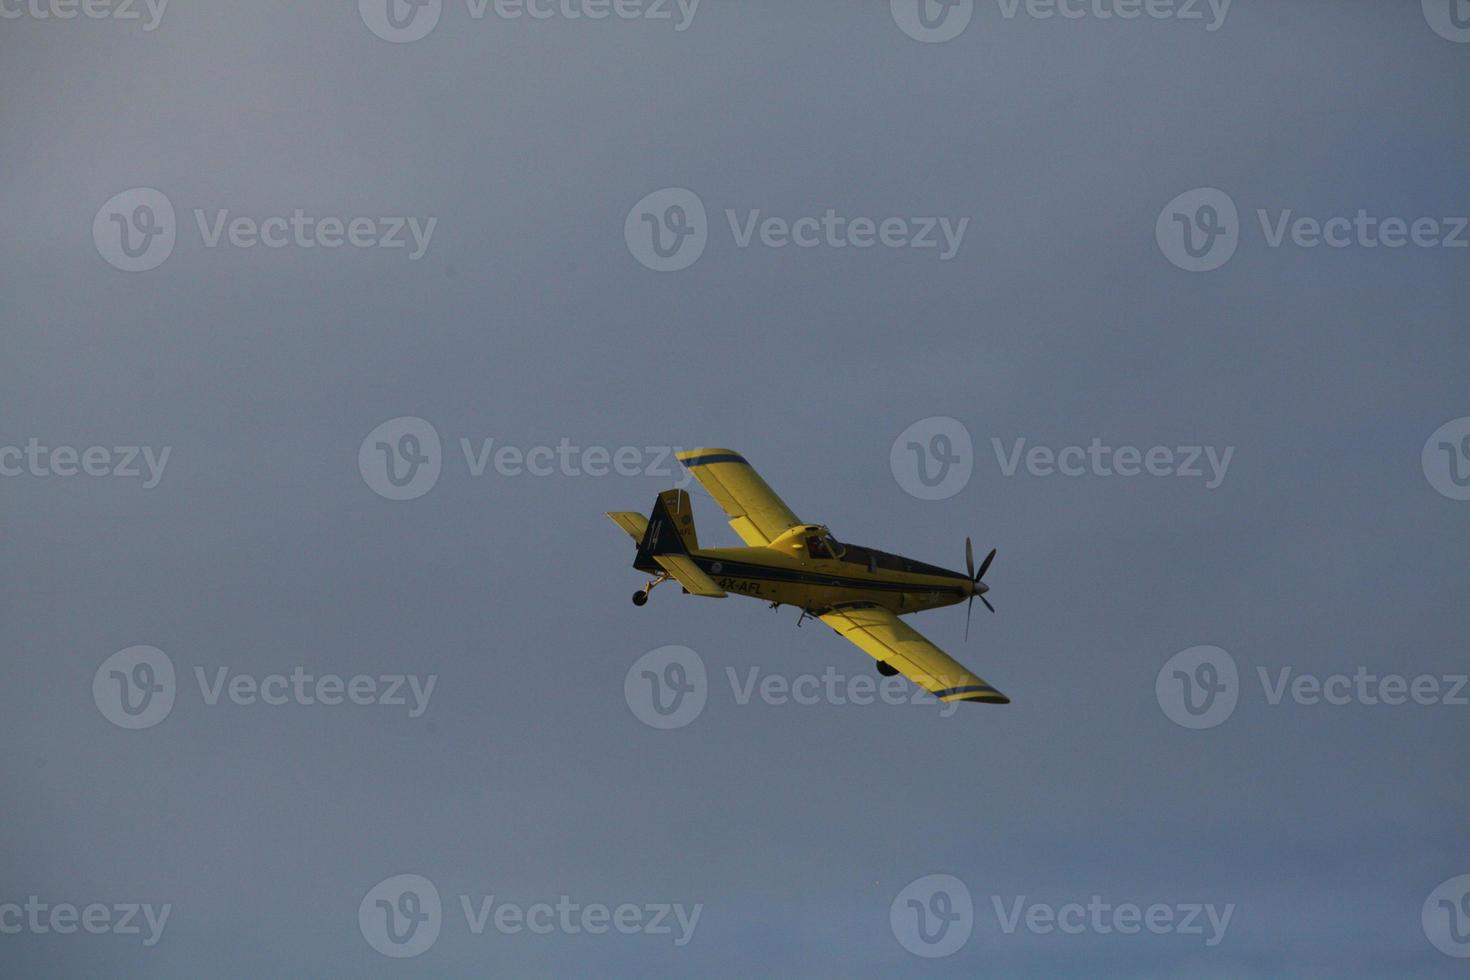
[963,537,997,640]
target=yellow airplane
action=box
[607,449,1009,705]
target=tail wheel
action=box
[876,660,899,677]
[632,590,649,606]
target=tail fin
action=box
[636,489,699,563]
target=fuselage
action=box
[634,523,974,615]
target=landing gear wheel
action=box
[877,661,899,677]
[632,590,648,606]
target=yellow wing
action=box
[676,449,800,546]
[820,604,1009,704]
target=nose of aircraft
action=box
[976,582,989,594]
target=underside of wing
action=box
[676,449,801,546]
[819,604,1009,704]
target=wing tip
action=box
[936,685,1011,705]
[677,448,747,467]
[952,693,1011,705]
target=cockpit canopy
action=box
[801,525,844,560]
[781,524,965,580]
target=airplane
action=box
[607,448,1009,705]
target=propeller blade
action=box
[964,595,974,641]
[965,537,975,579]
[976,547,996,582]
[981,595,995,614]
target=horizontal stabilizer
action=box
[606,511,649,541]
[652,555,727,598]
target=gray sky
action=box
[3,1,1468,976]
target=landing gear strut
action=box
[631,572,671,607]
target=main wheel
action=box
[876,660,899,677]
[632,590,648,606]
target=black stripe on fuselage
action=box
[691,556,968,595]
